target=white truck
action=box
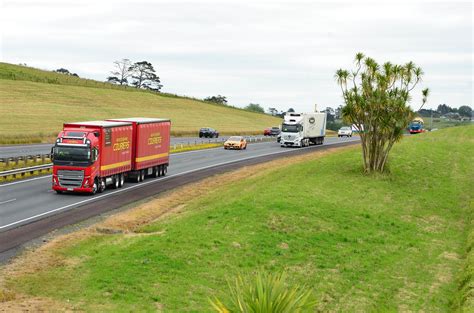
[280,112,327,147]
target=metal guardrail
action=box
[0,137,277,180]
[0,163,53,179]
[0,153,51,165]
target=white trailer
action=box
[280,112,327,147]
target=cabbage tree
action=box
[335,53,429,173]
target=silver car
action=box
[338,126,353,137]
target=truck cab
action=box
[51,129,101,194]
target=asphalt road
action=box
[0,136,359,260]
[0,136,268,158]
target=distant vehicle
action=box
[199,127,219,138]
[338,126,353,137]
[409,117,424,134]
[264,127,281,136]
[270,126,280,136]
[224,136,247,150]
[51,118,170,194]
[280,112,326,147]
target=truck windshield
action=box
[54,146,90,162]
[281,124,299,132]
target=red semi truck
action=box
[51,118,170,194]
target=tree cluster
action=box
[54,68,79,77]
[245,103,265,113]
[107,59,162,92]
[435,104,472,118]
[204,95,228,105]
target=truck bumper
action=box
[52,186,94,193]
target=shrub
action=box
[210,271,315,313]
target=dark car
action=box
[264,126,280,136]
[199,127,219,138]
[270,126,281,136]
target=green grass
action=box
[0,63,282,143]
[7,126,474,312]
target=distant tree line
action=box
[106,59,162,92]
[417,104,472,119]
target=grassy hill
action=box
[0,63,282,143]
[2,126,472,311]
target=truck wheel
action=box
[98,178,106,193]
[113,175,119,189]
[119,174,125,187]
[91,180,98,194]
[56,190,63,194]
[141,170,146,181]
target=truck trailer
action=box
[51,118,170,194]
[108,118,171,182]
[280,112,327,147]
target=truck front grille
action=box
[284,135,295,141]
[57,170,84,187]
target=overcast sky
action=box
[1,0,472,112]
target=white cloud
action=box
[1,0,472,111]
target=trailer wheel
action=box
[113,175,120,189]
[119,174,125,187]
[162,166,167,176]
[141,170,146,181]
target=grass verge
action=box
[1,126,472,312]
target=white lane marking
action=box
[0,175,51,188]
[0,198,16,205]
[0,139,358,230]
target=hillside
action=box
[0,63,282,143]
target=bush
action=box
[210,271,315,313]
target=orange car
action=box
[224,136,247,150]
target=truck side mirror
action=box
[93,131,100,137]
[92,147,99,162]
[50,147,55,161]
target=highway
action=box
[0,136,266,158]
[0,136,359,260]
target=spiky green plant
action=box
[210,272,315,313]
[335,53,430,173]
